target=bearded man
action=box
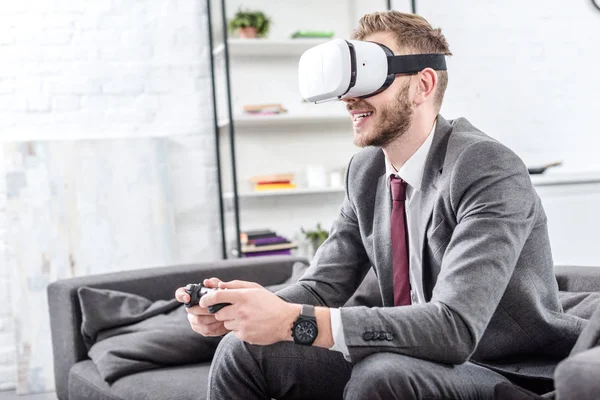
[176,10,583,400]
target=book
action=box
[254,180,292,185]
[240,229,277,245]
[250,173,295,184]
[254,183,297,191]
[241,242,298,253]
[244,110,287,116]
[243,249,292,257]
[250,236,291,246]
[243,103,287,115]
[242,229,276,237]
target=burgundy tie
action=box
[390,176,411,306]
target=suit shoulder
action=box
[446,118,524,169]
[347,146,385,178]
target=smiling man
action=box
[175,10,584,400]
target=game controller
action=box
[184,283,231,313]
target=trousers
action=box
[207,333,512,400]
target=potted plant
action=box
[301,223,329,256]
[228,8,271,39]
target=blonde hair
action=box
[353,11,452,108]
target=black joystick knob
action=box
[184,283,231,313]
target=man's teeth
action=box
[354,111,373,121]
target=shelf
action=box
[213,38,331,57]
[223,187,344,199]
[530,170,600,186]
[217,112,351,128]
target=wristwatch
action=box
[292,305,318,345]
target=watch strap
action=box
[301,304,315,318]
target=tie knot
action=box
[390,176,407,201]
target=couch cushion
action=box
[265,261,309,292]
[569,299,600,356]
[78,261,309,385]
[559,291,600,319]
[78,287,221,383]
[70,360,212,400]
[554,346,600,398]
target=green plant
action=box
[301,223,329,248]
[228,8,271,38]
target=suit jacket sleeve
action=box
[339,140,539,364]
[275,155,372,307]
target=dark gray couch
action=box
[47,256,600,400]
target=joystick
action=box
[184,283,231,313]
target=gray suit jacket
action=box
[277,115,585,379]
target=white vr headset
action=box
[298,39,447,103]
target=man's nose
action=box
[342,97,358,104]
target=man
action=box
[175,11,584,399]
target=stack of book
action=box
[243,103,288,116]
[241,229,297,257]
[250,173,296,191]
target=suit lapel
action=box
[418,116,453,298]
[372,170,395,306]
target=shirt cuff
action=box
[329,308,351,361]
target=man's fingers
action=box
[187,316,229,337]
[203,277,222,288]
[212,304,240,322]
[175,287,190,303]
[185,305,214,316]
[208,325,230,337]
[218,280,261,290]
[223,319,239,332]
[199,288,247,308]
[187,313,220,326]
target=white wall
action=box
[412,0,600,170]
[0,0,219,392]
[1,0,214,140]
[405,0,600,267]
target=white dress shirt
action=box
[330,122,436,357]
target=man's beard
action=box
[353,81,413,148]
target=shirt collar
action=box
[386,121,436,192]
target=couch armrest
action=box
[555,265,600,292]
[47,255,307,400]
[555,346,600,400]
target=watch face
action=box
[294,320,317,344]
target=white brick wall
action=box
[1,0,217,389]
[2,0,213,141]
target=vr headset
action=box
[298,39,447,103]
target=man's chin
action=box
[353,131,374,148]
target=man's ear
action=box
[414,68,437,106]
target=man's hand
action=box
[174,278,229,337]
[201,280,301,345]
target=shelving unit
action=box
[217,111,350,129]
[208,0,390,258]
[213,38,330,57]
[223,186,345,199]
